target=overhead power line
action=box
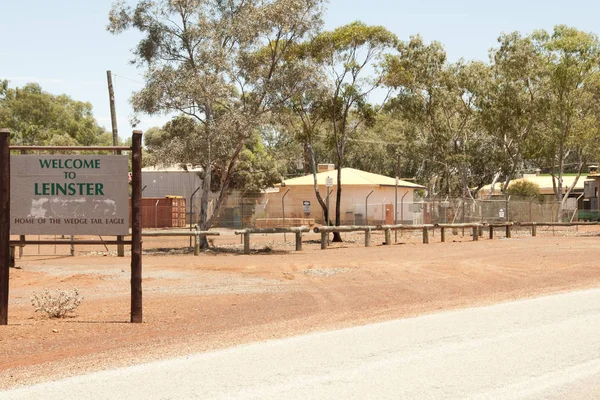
[112,74,144,86]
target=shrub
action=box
[507,180,540,198]
[30,288,83,318]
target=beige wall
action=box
[261,184,417,225]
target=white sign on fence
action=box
[326,176,333,187]
[303,200,310,214]
[10,155,129,235]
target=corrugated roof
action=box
[280,168,425,189]
[481,174,586,195]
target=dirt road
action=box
[1,230,600,390]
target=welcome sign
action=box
[10,155,129,235]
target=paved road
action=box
[3,288,600,399]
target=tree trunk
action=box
[332,165,343,242]
[199,166,212,249]
[307,142,329,223]
[556,141,565,222]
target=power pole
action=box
[107,71,119,148]
[107,71,125,257]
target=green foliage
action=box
[385,36,496,198]
[292,21,398,230]
[506,180,540,198]
[144,116,283,193]
[109,0,325,232]
[0,82,110,146]
[299,21,399,61]
[233,134,284,192]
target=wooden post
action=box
[506,225,512,238]
[243,233,250,254]
[489,226,494,240]
[440,227,445,243]
[0,128,10,325]
[472,226,478,241]
[321,232,328,249]
[295,231,302,251]
[9,246,14,269]
[107,72,120,154]
[365,229,371,247]
[108,71,125,258]
[422,227,429,244]
[194,233,200,256]
[532,222,537,237]
[385,229,391,245]
[19,150,25,259]
[130,130,143,323]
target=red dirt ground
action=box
[2,226,600,389]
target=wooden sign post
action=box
[0,129,10,325]
[0,129,143,325]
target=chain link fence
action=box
[174,193,581,229]
[420,197,578,225]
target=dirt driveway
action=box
[2,227,600,389]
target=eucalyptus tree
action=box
[108,0,324,238]
[295,21,398,240]
[385,36,495,200]
[478,32,545,196]
[0,81,111,146]
[528,26,600,220]
[277,70,335,225]
[145,117,283,193]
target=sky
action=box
[2,0,600,140]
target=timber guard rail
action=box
[313,221,600,250]
[235,227,311,254]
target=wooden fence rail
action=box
[9,228,220,257]
[376,224,436,245]
[234,227,311,254]
[139,230,220,256]
[435,223,484,243]
[313,225,378,249]
[487,222,514,239]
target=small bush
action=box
[507,180,540,198]
[30,288,83,318]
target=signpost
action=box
[0,129,9,325]
[10,155,129,236]
[0,129,143,325]
[303,200,311,215]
